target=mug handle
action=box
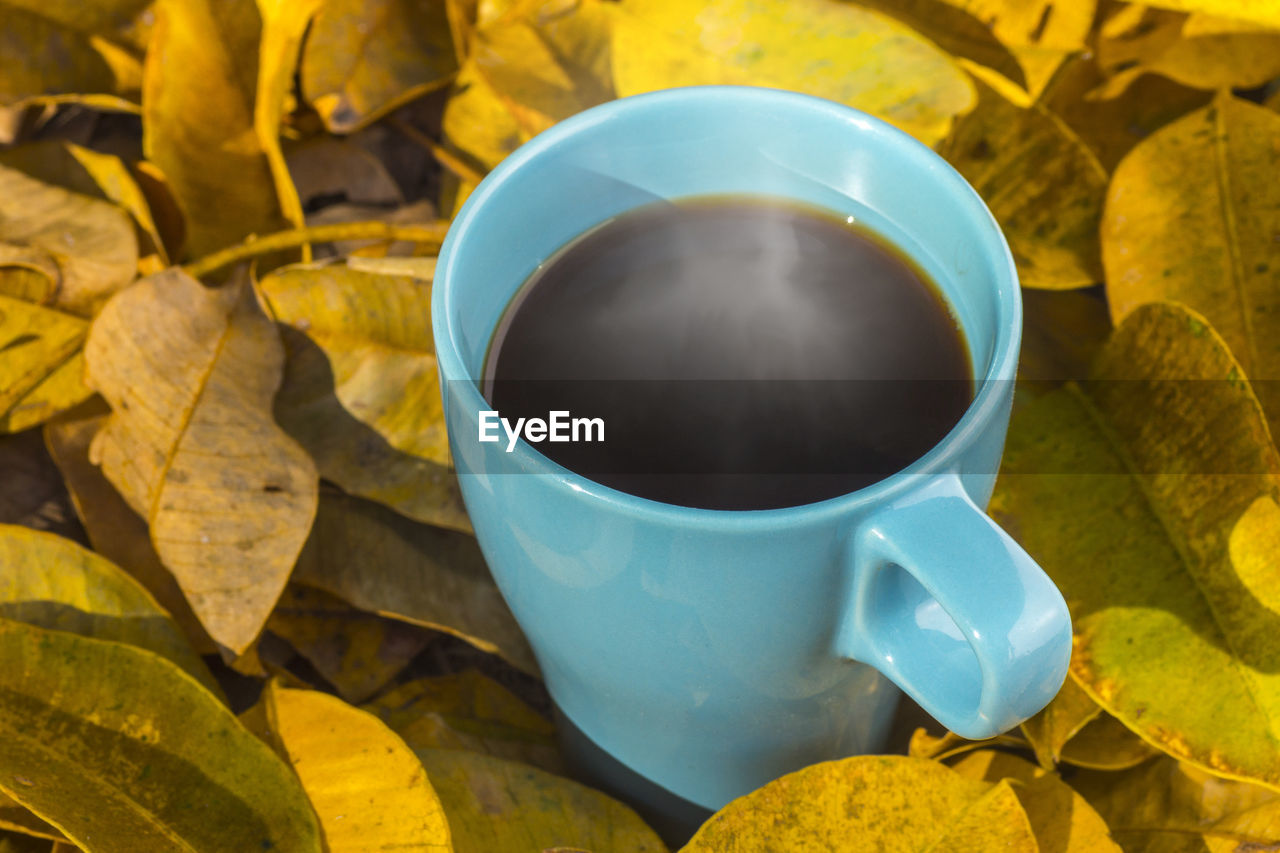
[836,471,1071,739]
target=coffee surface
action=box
[484,196,972,510]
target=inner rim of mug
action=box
[434,85,1021,525]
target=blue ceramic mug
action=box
[432,86,1071,812]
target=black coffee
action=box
[483,196,972,510]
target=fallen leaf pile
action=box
[3,0,1280,850]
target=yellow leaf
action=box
[0,244,59,305]
[0,163,138,316]
[362,671,563,773]
[1093,7,1280,97]
[0,523,220,697]
[1103,92,1280,435]
[935,0,1097,98]
[292,491,536,673]
[682,755,1035,852]
[950,750,1123,853]
[257,683,453,852]
[1058,706,1161,771]
[0,829,58,852]
[1017,288,1113,394]
[474,0,615,137]
[260,263,446,463]
[1021,674,1103,768]
[0,790,64,843]
[610,0,974,146]
[1073,756,1280,849]
[43,407,218,655]
[990,302,1280,790]
[265,584,433,703]
[937,79,1108,289]
[0,294,92,434]
[262,262,470,531]
[440,68,515,174]
[302,0,458,133]
[417,749,666,853]
[84,268,319,655]
[0,619,322,852]
[0,0,149,102]
[143,0,291,258]
[1041,55,1212,172]
[0,140,168,266]
[1138,0,1280,31]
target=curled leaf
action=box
[84,268,318,654]
[0,294,92,434]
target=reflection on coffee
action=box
[483,196,972,510]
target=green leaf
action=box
[0,619,322,852]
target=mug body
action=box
[434,86,1024,810]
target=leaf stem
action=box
[183,221,452,279]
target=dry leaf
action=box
[0,163,138,316]
[0,619,322,852]
[0,428,82,538]
[292,491,534,673]
[1020,674,1104,768]
[0,0,149,102]
[682,755,1036,852]
[285,137,405,210]
[302,0,458,133]
[950,750,1123,852]
[991,302,1280,790]
[43,408,218,655]
[262,262,469,531]
[610,0,974,146]
[265,584,433,703]
[1138,0,1280,31]
[256,682,453,852]
[0,790,64,843]
[938,79,1108,289]
[1094,7,1280,97]
[417,748,666,853]
[0,293,93,434]
[84,268,318,655]
[1103,91,1280,435]
[142,0,291,258]
[0,140,167,265]
[1073,756,1280,849]
[0,522,220,697]
[362,670,563,773]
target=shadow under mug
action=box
[432,86,1071,817]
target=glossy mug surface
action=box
[432,86,1072,811]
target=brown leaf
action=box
[84,268,319,654]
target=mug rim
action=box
[434,84,1021,529]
